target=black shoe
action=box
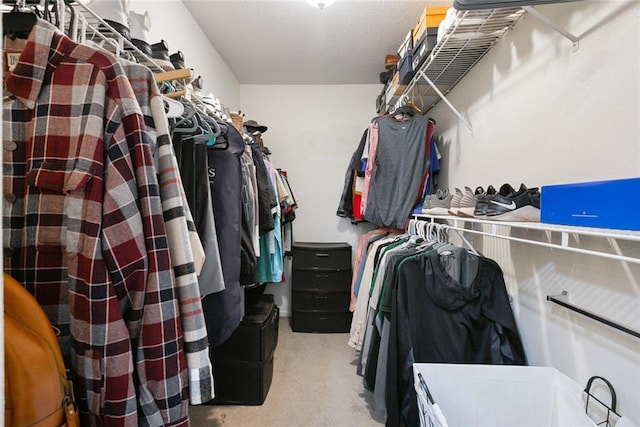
[474,184,508,218]
[170,51,186,70]
[485,184,541,222]
[151,40,170,61]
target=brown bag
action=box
[4,273,80,427]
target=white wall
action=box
[132,0,241,110]
[429,0,640,422]
[240,84,381,315]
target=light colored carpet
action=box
[189,318,386,426]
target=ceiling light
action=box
[306,0,336,10]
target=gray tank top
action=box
[365,114,430,229]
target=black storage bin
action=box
[292,290,351,312]
[291,242,352,270]
[210,358,274,405]
[291,311,352,334]
[412,27,439,71]
[214,299,278,363]
[209,299,279,405]
[398,53,416,85]
[292,269,352,292]
[292,242,352,333]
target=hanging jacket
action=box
[202,124,245,347]
[240,149,258,287]
[386,252,526,427]
[337,128,368,219]
[250,143,276,235]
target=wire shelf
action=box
[64,1,166,74]
[387,7,525,113]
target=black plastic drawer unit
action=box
[291,242,352,333]
[209,299,279,405]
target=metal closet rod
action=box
[546,293,640,340]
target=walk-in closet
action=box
[2,0,639,426]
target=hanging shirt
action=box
[240,148,258,286]
[348,235,399,351]
[365,114,430,229]
[349,229,389,311]
[256,159,283,284]
[250,143,276,235]
[412,120,436,214]
[3,20,189,426]
[171,130,226,298]
[122,61,213,405]
[360,121,379,216]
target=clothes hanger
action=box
[172,100,198,132]
[408,219,417,236]
[3,3,39,38]
[209,120,229,150]
[199,113,222,138]
[179,112,213,144]
[209,132,228,150]
[163,96,185,119]
[392,104,416,118]
[407,83,424,115]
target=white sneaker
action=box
[448,188,463,216]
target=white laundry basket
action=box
[413,364,597,427]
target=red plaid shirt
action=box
[4,20,189,426]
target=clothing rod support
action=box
[417,70,473,131]
[546,293,640,339]
[523,6,579,51]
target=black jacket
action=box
[386,252,526,427]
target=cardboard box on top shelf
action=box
[390,72,407,97]
[411,27,439,72]
[413,4,451,46]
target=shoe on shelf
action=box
[485,183,541,222]
[457,186,479,218]
[421,194,435,213]
[423,189,453,215]
[474,183,514,218]
[129,9,151,56]
[448,188,463,216]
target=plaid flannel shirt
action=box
[4,20,189,426]
[121,61,214,404]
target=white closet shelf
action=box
[412,214,640,265]
[66,1,166,74]
[387,7,526,120]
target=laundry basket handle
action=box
[583,376,620,427]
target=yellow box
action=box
[413,5,450,45]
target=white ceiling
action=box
[182,0,442,84]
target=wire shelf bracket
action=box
[417,70,473,131]
[522,6,579,52]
